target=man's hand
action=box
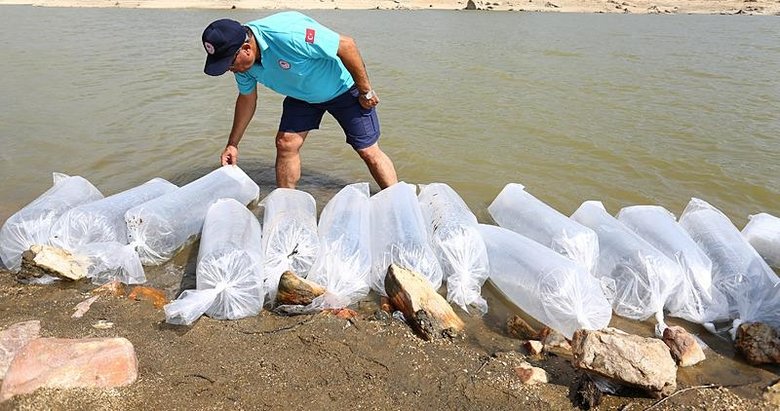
[358,91,379,110]
[221,145,239,165]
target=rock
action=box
[384,264,464,340]
[92,280,126,297]
[662,326,705,366]
[19,244,89,281]
[71,296,99,319]
[513,361,548,384]
[571,327,677,398]
[507,315,538,340]
[544,1,559,7]
[764,380,780,407]
[465,0,477,9]
[92,320,114,330]
[276,270,326,306]
[735,322,780,365]
[538,326,572,358]
[0,337,137,401]
[0,321,41,379]
[324,308,358,321]
[380,296,394,313]
[128,286,168,309]
[524,340,544,356]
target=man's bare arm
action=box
[221,88,258,165]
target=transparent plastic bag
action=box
[164,198,264,325]
[571,201,683,328]
[488,183,599,273]
[369,182,443,296]
[0,173,103,271]
[679,198,780,332]
[478,224,612,339]
[741,212,780,269]
[125,166,259,265]
[419,183,489,315]
[47,178,177,284]
[617,205,729,324]
[51,178,176,250]
[288,183,372,312]
[261,188,320,303]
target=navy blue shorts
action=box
[279,86,380,150]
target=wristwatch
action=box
[362,89,376,100]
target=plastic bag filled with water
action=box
[296,183,372,312]
[0,173,103,271]
[571,201,683,327]
[617,205,729,324]
[419,183,489,315]
[741,212,780,269]
[164,198,265,325]
[261,188,320,303]
[679,198,780,332]
[125,166,259,266]
[369,182,442,296]
[478,224,612,338]
[488,183,598,273]
[48,178,177,284]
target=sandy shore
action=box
[0,0,779,14]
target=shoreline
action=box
[1,0,779,15]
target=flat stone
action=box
[0,337,137,401]
[662,326,705,367]
[0,321,41,379]
[571,327,677,398]
[20,244,89,281]
[128,286,168,309]
[735,322,780,365]
[513,361,548,384]
[539,326,572,358]
[71,296,99,319]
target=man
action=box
[201,12,398,189]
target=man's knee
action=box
[275,131,305,153]
[356,143,383,162]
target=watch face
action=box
[364,90,375,99]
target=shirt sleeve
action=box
[234,72,257,95]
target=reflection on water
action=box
[1,5,779,391]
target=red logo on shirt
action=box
[305,28,315,44]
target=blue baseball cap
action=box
[202,19,246,76]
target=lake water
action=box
[1,7,778,226]
[1,5,779,389]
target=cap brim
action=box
[204,54,233,76]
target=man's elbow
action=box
[338,35,358,56]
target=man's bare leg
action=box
[356,143,398,189]
[275,130,308,188]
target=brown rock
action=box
[513,361,548,384]
[276,270,326,306]
[571,327,677,398]
[379,296,393,313]
[735,322,780,365]
[384,264,464,340]
[507,315,538,340]
[0,337,138,401]
[325,308,359,321]
[19,244,89,281]
[128,286,168,309]
[662,326,705,367]
[92,280,126,297]
[0,321,41,379]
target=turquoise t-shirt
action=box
[234,12,355,104]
